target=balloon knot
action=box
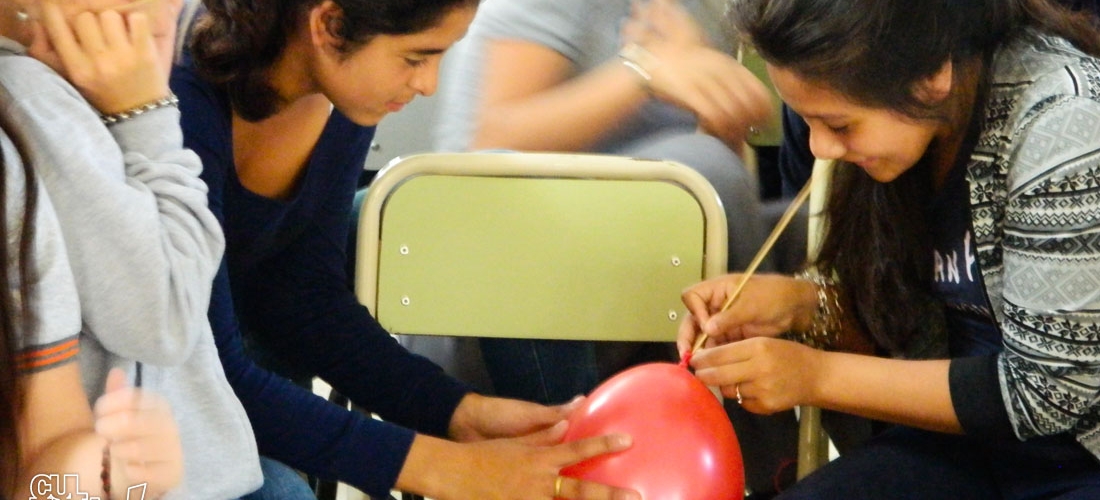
[678,351,693,368]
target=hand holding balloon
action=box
[559,363,744,500]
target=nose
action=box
[808,126,846,161]
[410,59,441,97]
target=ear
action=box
[308,0,344,54]
[915,60,953,104]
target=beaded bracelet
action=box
[101,93,180,126]
[618,43,656,95]
[789,269,842,349]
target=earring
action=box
[15,10,30,22]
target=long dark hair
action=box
[731,0,1100,355]
[0,113,38,495]
[190,0,478,121]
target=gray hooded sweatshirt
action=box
[0,37,262,499]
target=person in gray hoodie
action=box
[0,0,262,497]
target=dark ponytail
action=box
[190,1,298,120]
[0,112,39,495]
[190,0,478,121]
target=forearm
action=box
[826,292,877,355]
[395,434,468,500]
[13,85,223,364]
[79,108,224,363]
[239,270,469,435]
[814,353,961,433]
[472,57,649,151]
[16,432,107,500]
[788,275,876,355]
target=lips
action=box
[848,157,876,170]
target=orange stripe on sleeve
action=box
[15,337,78,361]
[17,337,80,373]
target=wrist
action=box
[447,393,483,441]
[618,43,657,96]
[789,277,820,333]
[100,93,179,126]
[806,349,839,407]
[788,269,842,349]
[398,434,460,499]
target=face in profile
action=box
[768,65,950,183]
[310,4,478,126]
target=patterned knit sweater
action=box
[967,29,1100,458]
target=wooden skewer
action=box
[689,176,815,354]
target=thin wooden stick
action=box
[690,177,815,354]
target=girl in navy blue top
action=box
[171,1,637,499]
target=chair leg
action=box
[795,405,829,479]
[314,478,339,500]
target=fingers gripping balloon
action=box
[559,363,744,500]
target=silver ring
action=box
[748,125,760,136]
[735,384,743,404]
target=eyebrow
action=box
[798,112,848,122]
[409,48,448,56]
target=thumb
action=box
[517,419,569,446]
[104,367,130,394]
[703,316,721,337]
[554,396,585,417]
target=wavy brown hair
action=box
[731,0,1100,355]
[190,0,478,121]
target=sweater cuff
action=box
[407,369,473,438]
[949,355,1016,439]
[107,106,184,159]
[337,418,416,498]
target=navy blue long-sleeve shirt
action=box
[170,50,470,497]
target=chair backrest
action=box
[737,44,784,148]
[354,152,728,342]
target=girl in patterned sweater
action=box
[678,0,1100,498]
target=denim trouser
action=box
[240,457,316,500]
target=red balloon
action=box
[559,363,744,500]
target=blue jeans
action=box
[240,457,316,500]
[478,338,677,405]
[778,427,1100,500]
[478,338,600,404]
